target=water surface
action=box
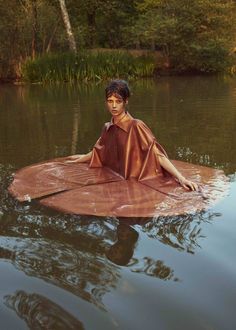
[0,76,236,329]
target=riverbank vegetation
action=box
[0,0,236,82]
[23,51,156,82]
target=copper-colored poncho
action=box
[8,113,229,217]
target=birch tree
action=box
[58,0,77,53]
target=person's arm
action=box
[66,151,92,163]
[157,155,198,191]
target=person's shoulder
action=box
[131,117,156,141]
[131,118,149,129]
[130,117,144,125]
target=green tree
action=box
[134,0,236,72]
[66,0,137,48]
[0,0,66,78]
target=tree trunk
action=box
[46,20,60,53]
[58,0,77,53]
[31,0,39,59]
[87,11,96,47]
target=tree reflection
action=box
[131,257,177,281]
[0,235,119,311]
[138,212,215,254]
[117,212,217,254]
[4,290,84,330]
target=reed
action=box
[22,51,155,83]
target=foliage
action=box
[22,51,155,82]
[134,0,236,72]
[0,0,236,79]
[0,0,65,79]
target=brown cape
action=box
[8,113,229,217]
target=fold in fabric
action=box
[8,160,123,202]
[8,113,229,217]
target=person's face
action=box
[106,94,127,118]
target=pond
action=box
[0,76,236,329]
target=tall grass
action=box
[22,51,156,83]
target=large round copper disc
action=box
[8,158,229,217]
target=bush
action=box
[171,41,230,73]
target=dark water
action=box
[0,76,236,329]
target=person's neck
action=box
[112,112,127,124]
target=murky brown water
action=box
[0,76,236,329]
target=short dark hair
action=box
[105,80,130,101]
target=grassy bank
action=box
[22,50,157,83]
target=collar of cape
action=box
[106,112,134,133]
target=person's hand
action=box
[178,176,199,191]
[64,154,84,163]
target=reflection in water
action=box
[71,102,80,154]
[106,223,178,281]
[117,213,217,254]
[106,224,139,266]
[1,78,236,172]
[0,166,232,316]
[0,84,106,166]
[4,290,84,330]
[0,166,225,276]
[132,258,177,281]
[140,212,216,254]
[0,236,119,311]
[133,78,236,175]
[0,78,235,329]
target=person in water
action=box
[67,79,198,191]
